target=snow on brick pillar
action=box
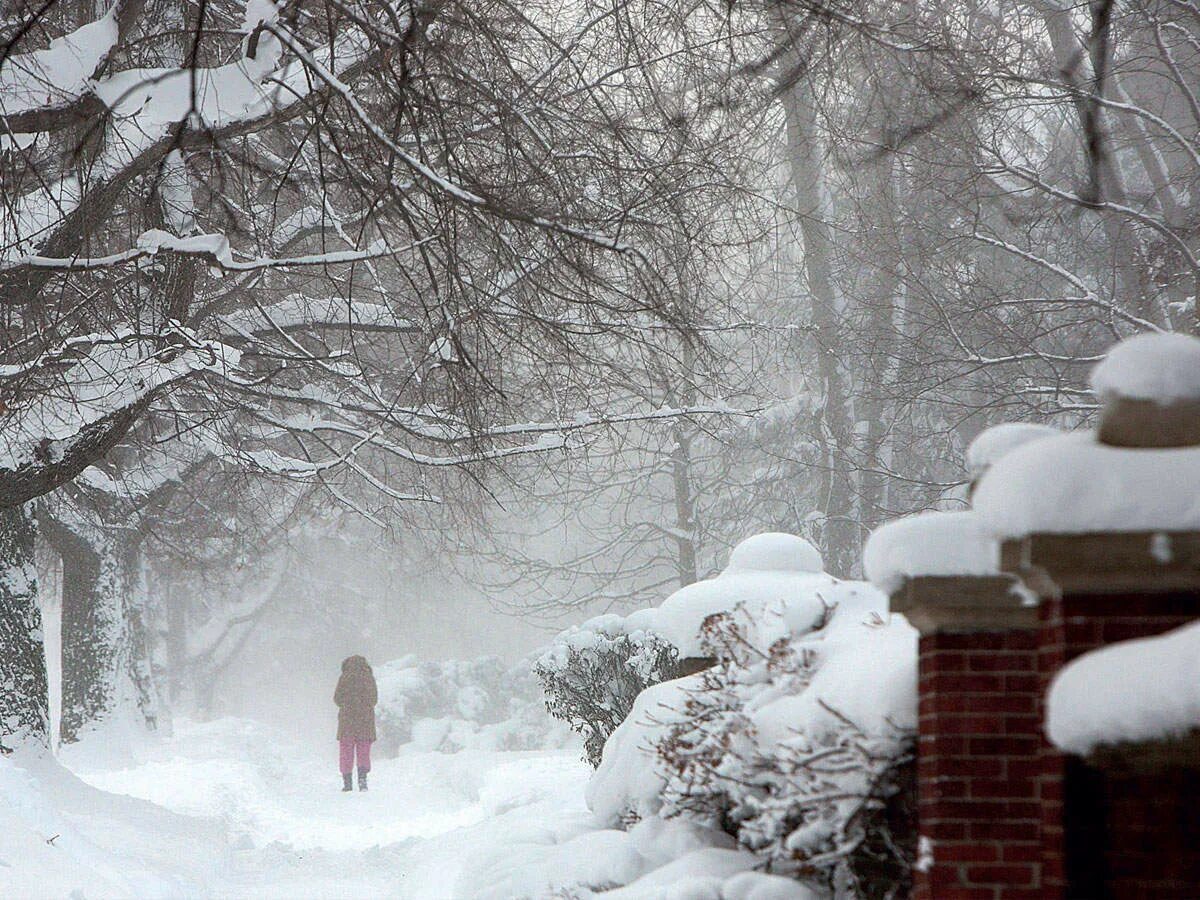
[890,574,1041,900]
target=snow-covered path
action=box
[17,717,595,899]
[7,717,806,898]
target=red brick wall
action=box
[1093,765,1200,896]
[915,629,1042,899]
[915,593,1200,898]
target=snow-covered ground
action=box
[7,714,820,899]
[6,717,596,899]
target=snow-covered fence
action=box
[864,332,1200,900]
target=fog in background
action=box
[209,556,558,740]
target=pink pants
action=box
[339,739,372,775]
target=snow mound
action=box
[726,532,823,575]
[973,430,1200,537]
[460,816,748,900]
[966,422,1061,479]
[653,533,836,657]
[653,570,839,657]
[374,654,573,755]
[0,752,224,897]
[1046,620,1200,755]
[863,511,999,595]
[469,826,647,898]
[554,533,854,660]
[598,847,765,899]
[749,615,918,745]
[586,674,700,824]
[1091,332,1200,403]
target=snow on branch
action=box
[240,402,752,468]
[219,294,422,339]
[0,7,119,129]
[0,18,380,290]
[0,327,240,507]
[1,230,435,278]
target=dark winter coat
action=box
[334,655,378,741]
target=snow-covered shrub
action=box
[649,533,831,658]
[587,579,918,898]
[374,654,572,755]
[660,608,917,895]
[535,617,680,767]
[537,533,837,768]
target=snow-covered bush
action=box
[374,654,572,755]
[587,578,918,898]
[649,533,831,658]
[537,533,838,768]
[535,618,680,767]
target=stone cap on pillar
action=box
[1092,332,1200,449]
[889,574,1036,636]
[1001,531,1200,596]
[864,510,1036,635]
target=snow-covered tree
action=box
[0,0,756,750]
[0,506,48,751]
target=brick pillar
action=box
[1004,531,1200,898]
[893,575,1042,899]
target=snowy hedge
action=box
[586,576,918,897]
[374,654,572,756]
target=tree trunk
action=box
[163,578,188,706]
[41,512,158,743]
[854,62,907,553]
[1037,3,1152,316]
[669,341,700,587]
[776,49,859,576]
[0,505,49,754]
[670,421,699,587]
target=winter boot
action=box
[358,768,368,792]
[342,773,353,792]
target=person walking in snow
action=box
[334,655,378,792]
